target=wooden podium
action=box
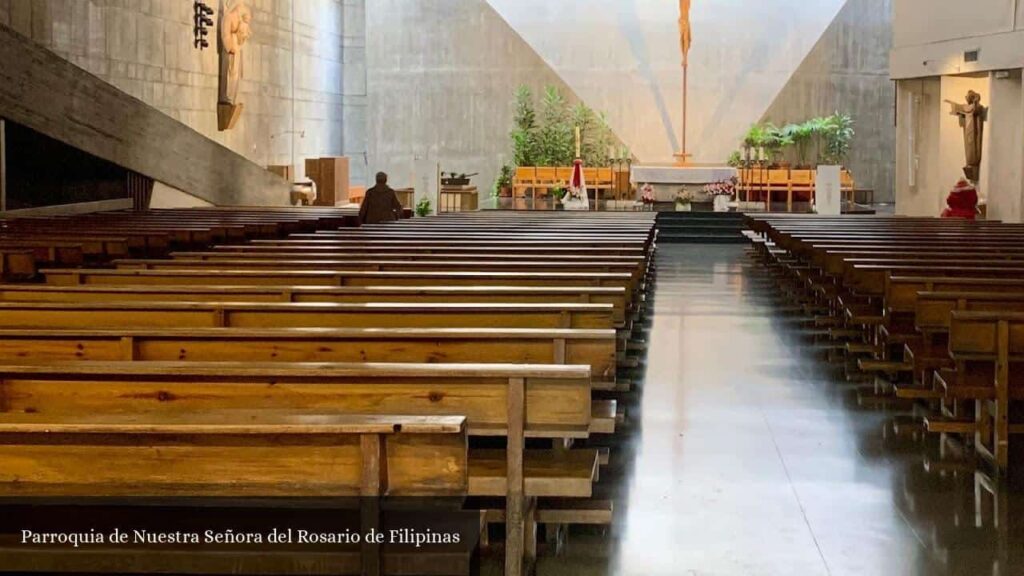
[305,157,350,206]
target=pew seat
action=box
[933,367,1024,401]
[0,412,468,498]
[0,326,620,390]
[0,249,36,281]
[0,301,615,331]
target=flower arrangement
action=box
[674,189,693,209]
[703,177,737,198]
[640,183,655,205]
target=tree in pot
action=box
[536,86,574,167]
[742,123,766,165]
[821,112,855,167]
[782,122,815,169]
[415,197,432,217]
[492,164,513,198]
[510,86,538,167]
[761,123,792,168]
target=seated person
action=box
[941,178,979,220]
[358,172,404,225]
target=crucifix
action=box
[674,0,693,165]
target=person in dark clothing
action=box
[358,172,404,225]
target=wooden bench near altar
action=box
[738,168,856,212]
[513,167,622,203]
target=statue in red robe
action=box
[941,179,978,220]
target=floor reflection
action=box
[532,244,1024,576]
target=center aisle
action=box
[604,244,1011,576]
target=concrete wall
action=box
[0,0,368,201]
[365,0,584,205]
[0,22,289,206]
[891,0,1024,220]
[894,75,996,217]
[891,0,1024,79]
[982,70,1023,222]
[149,182,215,208]
[760,0,895,202]
[894,78,943,216]
[486,0,849,165]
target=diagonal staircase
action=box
[656,211,747,244]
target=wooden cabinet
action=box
[305,157,350,206]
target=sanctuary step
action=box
[656,212,747,244]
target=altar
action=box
[631,164,737,202]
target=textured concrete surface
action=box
[0,22,288,206]
[0,0,364,190]
[365,0,586,206]
[485,0,849,165]
[760,0,895,203]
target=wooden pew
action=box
[0,325,623,396]
[746,217,1024,380]
[0,412,468,497]
[250,238,653,254]
[885,276,1024,316]
[889,292,1024,396]
[0,361,597,576]
[113,258,645,291]
[207,243,649,258]
[929,311,1024,474]
[0,249,35,281]
[40,268,637,302]
[285,233,654,250]
[0,301,615,331]
[0,240,85,266]
[0,412,472,574]
[0,284,630,326]
[0,233,131,259]
[171,250,647,265]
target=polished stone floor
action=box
[533,244,1024,576]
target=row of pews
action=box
[0,208,657,576]
[747,214,1024,479]
[0,207,361,278]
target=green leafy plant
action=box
[415,197,432,217]
[821,112,855,166]
[742,123,767,162]
[507,85,619,171]
[759,123,792,166]
[726,150,743,168]
[550,186,567,201]
[510,86,538,167]
[536,86,574,167]
[492,164,513,198]
[782,122,815,167]
[801,116,831,164]
[572,103,616,166]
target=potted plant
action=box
[726,150,743,168]
[704,177,737,212]
[761,123,791,169]
[782,122,814,169]
[640,183,655,207]
[510,86,538,167]
[803,116,831,165]
[493,164,513,198]
[415,197,432,217]
[821,112,855,167]
[674,189,692,212]
[742,124,766,166]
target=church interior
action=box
[1,1,1024,575]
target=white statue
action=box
[218,0,251,130]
